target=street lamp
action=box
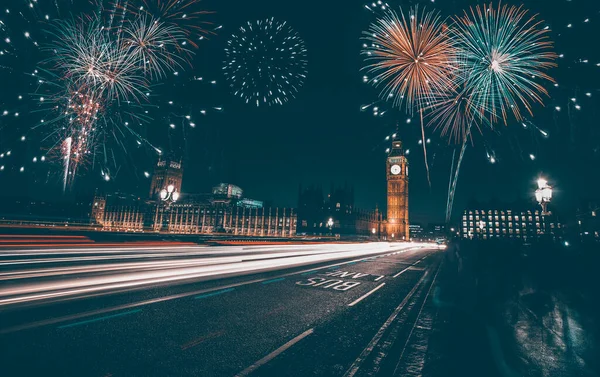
[160,184,179,204]
[535,177,553,238]
[327,217,334,235]
[535,178,552,215]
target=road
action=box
[0,241,444,377]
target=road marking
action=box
[181,330,225,350]
[194,288,235,299]
[343,271,428,377]
[3,248,435,334]
[374,276,385,281]
[234,328,314,377]
[58,309,141,329]
[261,277,285,285]
[348,283,386,307]
[393,266,413,278]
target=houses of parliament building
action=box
[91,158,297,237]
[92,135,409,239]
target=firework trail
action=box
[363,7,457,188]
[62,136,72,192]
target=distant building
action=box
[92,159,296,237]
[409,223,424,240]
[297,183,383,237]
[427,223,446,240]
[576,202,599,242]
[460,201,563,242]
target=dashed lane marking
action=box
[58,309,141,329]
[261,277,286,285]
[195,288,235,299]
[234,328,314,377]
[348,283,386,307]
[180,330,225,351]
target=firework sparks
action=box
[46,18,149,104]
[223,18,308,107]
[452,3,557,125]
[362,7,458,113]
[130,0,215,47]
[122,15,189,79]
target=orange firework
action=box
[363,7,458,114]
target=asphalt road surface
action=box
[0,241,444,377]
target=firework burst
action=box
[223,18,308,107]
[452,3,557,125]
[45,18,149,104]
[122,15,190,79]
[362,7,458,114]
[129,0,215,47]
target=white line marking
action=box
[393,266,412,278]
[234,328,314,376]
[343,272,428,377]
[348,283,386,307]
[374,276,384,281]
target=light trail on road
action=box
[0,242,437,309]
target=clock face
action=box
[390,164,401,175]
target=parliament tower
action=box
[386,138,409,240]
[149,156,183,200]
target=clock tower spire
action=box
[386,136,409,240]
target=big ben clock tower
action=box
[386,138,409,240]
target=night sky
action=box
[0,0,599,225]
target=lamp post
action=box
[327,217,334,236]
[156,184,179,232]
[535,177,553,237]
[160,184,180,204]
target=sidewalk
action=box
[423,241,600,377]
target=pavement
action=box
[0,242,444,377]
